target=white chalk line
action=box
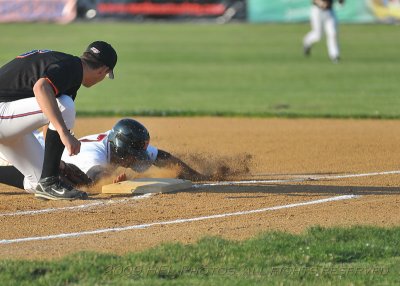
[196,170,400,187]
[1,169,398,218]
[0,193,154,218]
[0,194,359,245]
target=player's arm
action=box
[42,124,49,139]
[86,165,107,182]
[33,78,80,155]
[86,165,126,184]
[153,149,207,181]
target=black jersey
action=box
[313,0,334,9]
[0,50,83,102]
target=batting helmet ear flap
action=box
[108,118,150,165]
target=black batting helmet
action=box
[108,118,150,166]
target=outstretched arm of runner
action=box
[153,150,207,181]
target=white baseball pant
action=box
[303,5,340,60]
[0,95,75,192]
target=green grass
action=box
[1,23,399,118]
[1,226,399,285]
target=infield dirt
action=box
[1,118,400,260]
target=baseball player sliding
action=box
[303,0,345,63]
[0,118,206,193]
[0,41,117,200]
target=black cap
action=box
[85,41,117,79]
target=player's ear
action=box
[98,66,109,75]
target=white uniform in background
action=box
[303,0,344,62]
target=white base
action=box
[102,178,192,194]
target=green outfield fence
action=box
[248,0,400,23]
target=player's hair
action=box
[80,52,106,70]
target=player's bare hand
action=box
[113,173,127,183]
[60,131,81,156]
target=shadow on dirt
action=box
[181,184,400,196]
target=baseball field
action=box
[1,23,400,285]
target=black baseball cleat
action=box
[331,57,340,64]
[303,45,311,57]
[35,176,88,201]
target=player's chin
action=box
[82,82,95,88]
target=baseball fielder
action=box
[303,0,345,63]
[0,118,206,193]
[0,41,117,200]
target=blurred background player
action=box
[0,41,117,200]
[0,118,206,193]
[303,0,345,63]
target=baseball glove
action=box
[60,162,93,187]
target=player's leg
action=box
[0,150,11,166]
[324,9,340,62]
[0,98,49,139]
[35,95,87,200]
[0,98,49,192]
[0,96,86,199]
[0,166,24,189]
[0,150,41,193]
[39,94,75,180]
[0,133,43,192]
[303,6,323,56]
